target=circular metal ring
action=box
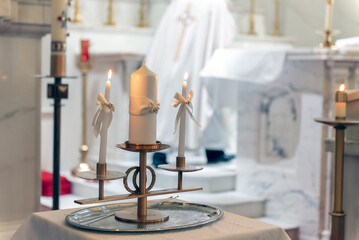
[123,166,139,194]
[132,166,156,193]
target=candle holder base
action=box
[77,170,126,181]
[71,162,93,177]
[158,164,202,172]
[115,208,169,223]
[319,30,336,49]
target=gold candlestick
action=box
[72,0,82,24]
[320,0,335,48]
[137,0,148,28]
[273,0,281,36]
[105,0,116,26]
[320,30,335,48]
[248,0,257,35]
[72,61,94,176]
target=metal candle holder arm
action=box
[75,141,202,223]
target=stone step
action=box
[256,217,300,240]
[177,191,265,218]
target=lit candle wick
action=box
[339,84,345,92]
[108,69,112,81]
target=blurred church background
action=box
[1,0,359,239]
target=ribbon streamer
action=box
[92,93,115,137]
[129,96,160,116]
[171,90,201,133]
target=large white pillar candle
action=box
[335,84,347,119]
[178,73,188,157]
[50,0,68,76]
[129,64,158,144]
[51,0,67,42]
[99,70,112,164]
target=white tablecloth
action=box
[12,208,290,240]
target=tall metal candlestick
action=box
[105,0,116,26]
[137,0,148,28]
[71,61,93,176]
[49,0,71,210]
[315,118,359,240]
[248,0,256,35]
[73,0,82,24]
[273,0,281,36]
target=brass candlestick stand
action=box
[273,0,281,36]
[105,0,116,26]
[137,0,148,28]
[320,30,335,48]
[248,0,256,35]
[75,141,202,224]
[72,61,93,176]
[315,118,359,240]
[72,0,82,24]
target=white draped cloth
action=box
[146,0,235,149]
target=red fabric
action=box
[41,171,71,196]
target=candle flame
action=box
[184,72,189,82]
[107,69,112,80]
[339,84,345,92]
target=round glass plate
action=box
[66,201,223,233]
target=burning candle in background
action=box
[99,69,112,164]
[81,40,90,62]
[178,72,188,158]
[335,84,347,119]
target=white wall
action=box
[230,0,359,47]
[0,36,41,221]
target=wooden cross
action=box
[174,4,196,61]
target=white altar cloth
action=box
[12,208,290,240]
[200,48,287,108]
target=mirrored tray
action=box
[66,200,223,233]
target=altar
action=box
[200,47,359,240]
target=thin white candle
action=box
[178,72,188,158]
[325,0,333,31]
[99,69,112,164]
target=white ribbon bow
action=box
[171,90,201,133]
[140,98,160,115]
[92,93,115,137]
[129,96,160,116]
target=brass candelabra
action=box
[137,0,148,28]
[75,142,202,224]
[72,61,94,176]
[105,0,116,26]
